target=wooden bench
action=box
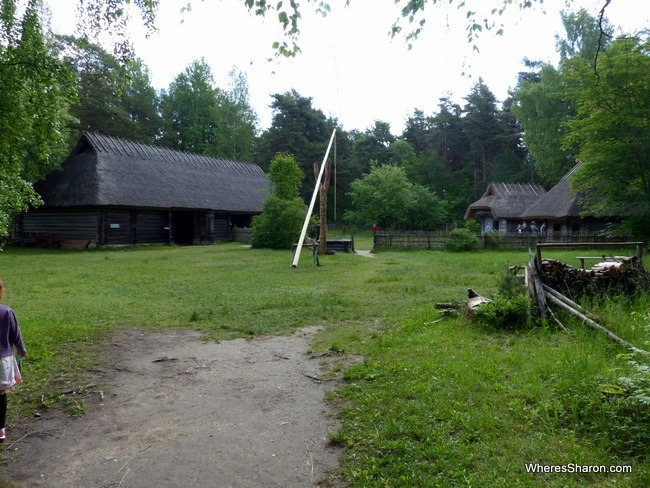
[575,255,631,269]
[292,239,354,254]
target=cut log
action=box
[466,289,492,312]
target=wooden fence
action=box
[233,227,253,243]
[373,231,633,251]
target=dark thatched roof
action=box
[35,132,269,213]
[464,182,546,220]
[521,164,583,219]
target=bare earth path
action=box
[1,327,343,487]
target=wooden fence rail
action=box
[373,231,635,251]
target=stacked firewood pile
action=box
[527,255,650,353]
[539,256,650,297]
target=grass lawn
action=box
[0,240,648,486]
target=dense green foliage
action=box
[0,0,75,238]
[0,244,647,486]
[254,90,337,200]
[251,153,307,249]
[566,35,650,240]
[472,293,532,330]
[345,164,444,230]
[445,228,480,251]
[512,10,650,240]
[250,195,307,249]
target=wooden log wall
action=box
[136,211,170,244]
[22,209,99,242]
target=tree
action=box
[512,64,575,186]
[160,59,219,154]
[57,35,140,141]
[345,164,444,230]
[350,121,396,169]
[0,0,75,238]
[255,90,336,200]
[463,80,503,197]
[512,9,613,186]
[212,68,258,161]
[120,58,163,143]
[251,153,308,249]
[564,34,650,240]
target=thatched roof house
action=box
[15,132,269,246]
[521,165,582,221]
[464,182,546,232]
[521,164,607,235]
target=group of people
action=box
[516,220,546,237]
[0,281,27,443]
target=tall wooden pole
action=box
[291,129,336,268]
[314,160,331,255]
[333,135,337,224]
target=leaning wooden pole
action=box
[543,291,646,353]
[291,129,336,268]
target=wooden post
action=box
[314,160,331,255]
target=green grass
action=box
[0,243,648,486]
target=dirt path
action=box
[1,327,344,487]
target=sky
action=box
[48,0,650,135]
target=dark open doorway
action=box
[171,211,195,245]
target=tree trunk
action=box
[314,161,331,255]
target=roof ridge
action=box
[81,131,259,171]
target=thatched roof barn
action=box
[15,132,269,247]
[464,182,546,232]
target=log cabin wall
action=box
[136,210,170,244]
[214,215,230,242]
[21,208,99,242]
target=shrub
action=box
[484,230,503,249]
[464,220,481,234]
[472,294,532,330]
[445,228,480,252]
[497,264,527,298]
[251,196,306,249]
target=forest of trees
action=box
[2,1,649,240]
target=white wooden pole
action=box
[291,129,336,268]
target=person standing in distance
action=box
[0,281,27,442]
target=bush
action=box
[484,230,503,249]
[251,196,306,249]
[445,228,480,252]
[472,294,532,330]
[464,220,481,234]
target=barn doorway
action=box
[171,211,195,245]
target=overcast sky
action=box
[49,0,650,135]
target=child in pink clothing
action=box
[0,281,27,442]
